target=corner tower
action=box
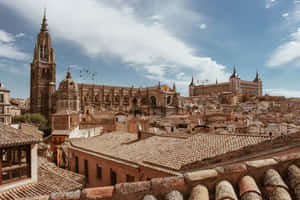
[30,9,56,118]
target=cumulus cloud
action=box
[0,29,29,61]
[266,28,300,67]
[266,0,277,8]
[265,88,300,97]
[199,24,206,29]
[0,0,229,95]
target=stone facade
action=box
[78,83,181,116]
[0,83,12,125]
[189,67,263,97]
[30,11,56,119]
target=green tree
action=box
[13,113,49,134]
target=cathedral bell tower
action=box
[30,9,56,118]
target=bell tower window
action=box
[40,46,48,62]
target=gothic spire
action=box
[253,70,260,82]
[173,82,176,91]
[189,76,194,86]
[40,8,48,32]
[230,66,238,79]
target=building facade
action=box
[0,83,12,125]
[78,83,181,116]
[30,13,181,118]
[189,67,263,97]
[0,123,40,192]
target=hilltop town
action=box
[2,10,300,200]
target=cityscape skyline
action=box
[0,0,300,98]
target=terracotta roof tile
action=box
[189,185,209,200]
[144,133,269,170]
[0,158,84,200]
[70,132,184,166]
[0,123,41,147]
[215,180,238,200]
[239,176,261,197]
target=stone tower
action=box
[30,10,56,118]
[229,66,240,93]
[253,71,263,96]
[189,76,195,96]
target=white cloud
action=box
[266,0,277,8]
[199,24,206,29]
[0,43,29,60]
[149,15,163,21]
[0,29,29,61]
[282,13,289,17]
[265,88,300,97]
[267,23,300,67]
[0,0,229,95]
[266,1,300,67]
[15,32,25,38]
[0,29,15,43]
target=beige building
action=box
[189,67,263,97]
[0,83,12,125]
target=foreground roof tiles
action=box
[0,158,84,200]
[0,123,41,147]
[46,151,300,200]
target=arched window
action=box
[132,98,137,106]
[106,95,110,103]
[114,95,120,103]
[151,96,156,106]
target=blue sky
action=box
[1,0,300,98]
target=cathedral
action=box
[30,12,182,119]
[189,67,263,97]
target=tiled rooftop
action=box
[70,132,184,165]
[48,151,300,200]
[70,132,271,172]
[143,133,270,170]
[0,158,85,200]
[0,123,41,148]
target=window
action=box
[167,96,172,105]
[84,160,88,181]
[126,175,135,182]
[97,165,102,180]
[150,96,156,106]
[0,106,4,114]
[110,169,117,185]
[1,145,31,184]
[75,156,79,173]
[0,94,3,103]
